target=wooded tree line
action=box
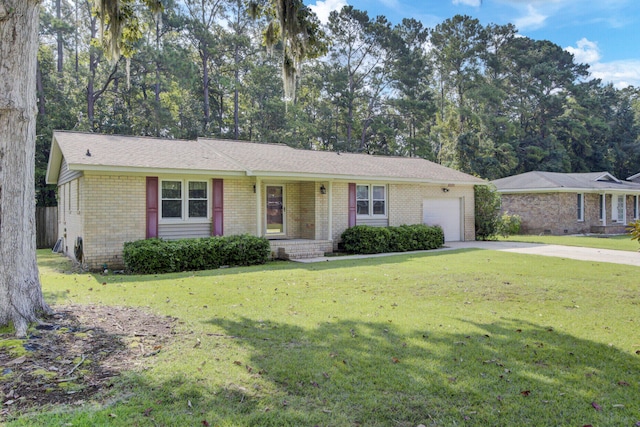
[36,0,640,205]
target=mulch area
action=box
[0,304,176,421]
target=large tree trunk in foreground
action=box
[0,0,52,337]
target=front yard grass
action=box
[499,233,639,252]
[8,248,640,426]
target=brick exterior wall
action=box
[289,182,316,239]
[314,182,329,240]
[500,192,637,235]
[331,182,349,247]
[82,174,146,269]
[223,177,257,236]
[388,184,476,241]
[57,172,477,268]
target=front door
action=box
[266,185,285,235]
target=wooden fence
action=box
[36,206,58,249]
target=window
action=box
[161,180,208,220]
[356,184,387,217]
[188,181,208,218]
[635,195,639,220]
[356,185,369,215]
[577,193,584,221]
[599,194,604,221]
[162,181,182,218]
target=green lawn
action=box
[500,233,640,252]
[7,249,640,426]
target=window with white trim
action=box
[599,194,604,221]
[161,180,209,220]
[356,184,387,217]
[634,195,639,220]
[577,193,584,221]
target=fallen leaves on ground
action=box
[0,304,176,422]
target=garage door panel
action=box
[423,198,462,242]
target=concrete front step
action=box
[270,239,333,260]
[285,251,326,260]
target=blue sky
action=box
[305,0,640,88]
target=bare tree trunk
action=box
[154,17,161,136]
[202,50,211,131]
[56,0,63,73]
[0,0,52,337]
[234,48,240,140]
[36,61,46,117]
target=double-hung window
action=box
[356,184,387,217]
[161,180,209,220]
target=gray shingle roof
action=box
[200,138,483,183]
[51,132,246,173]
[47,131,484,185]
[492,171,640,193]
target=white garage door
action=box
[423,198,462,242]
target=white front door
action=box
[423,198,462,242]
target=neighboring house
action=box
[46,131,484,269]
[492,171,640,235]
[628,172,640,184]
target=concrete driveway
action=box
[443,241,640,267]
[295,240,640,267]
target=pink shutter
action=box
[146,177,159,238]
[212,179,224,236]
[348,183,357,227]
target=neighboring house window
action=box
[161,180,209,220]
[356,184,387,217]
[577,193,584,221]
[634,195,639,220]
[599,194,604,221]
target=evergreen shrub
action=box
[123,235,270,274]
[341,224,444,255]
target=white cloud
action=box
[565,38,601,64]
[452,0,482,6]
[308,0,347,24]
[514,5,548,30]
[566,38,639,88]
[379,0,400,8]
[589,60,640,89]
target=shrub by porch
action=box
[122,235,270,274]
[341,224,444,254]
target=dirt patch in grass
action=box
[0,304,176,421]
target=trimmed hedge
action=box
[123,235,271,274]
[341,224,444,254]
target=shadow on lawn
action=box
[165,316,639,427]
[14,316,638,427]
[75,248,486,286]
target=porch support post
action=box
[328,181,333,241]
[256,177,262,236]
